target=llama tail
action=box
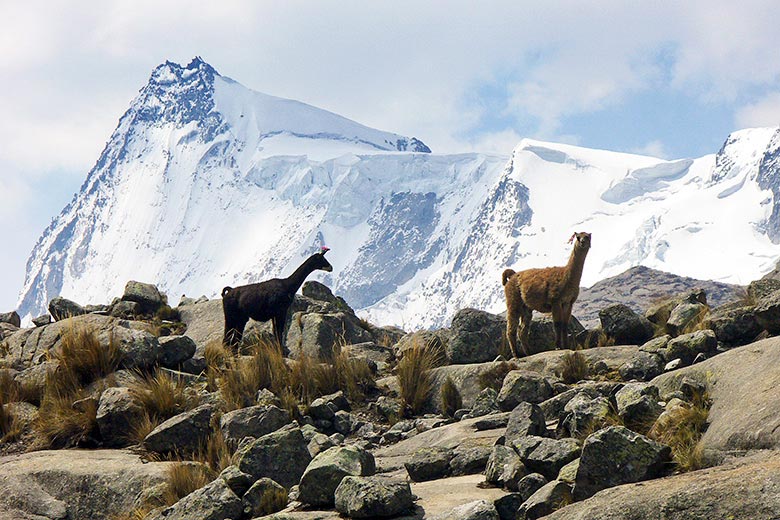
[221,286,233,297]
[502,269,516,286]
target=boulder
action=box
[706,305,763,347]
[447,308,504,363]
[496,370,554,411]
[97,324,161,371]
[0,449,175,520]
[485,445,527,490]
[545,450,780,520]
[298,445,376,506]
[618,351,664,381]
[287,312,372,360]
[748,279,780,302]
[510,346,639,379]
[48,296,87,321]
[638,335,670,354]
[235,426,312,489]
[754,289,780,334]
[157,335,196,368]
[427,361,513,415]
[152,477,241,520]
[122,280,165,315]
[558,394,612,438]
[0,311,20,328]
[614,383,662,430]
[334,476,413,518]
[449,440,493,476]
[511,436,581,481]
[308,390,350,420]
[143,404,214,455]
[177,299,223,352]
[539,382,622,422]
[432,499,500,520]
[468,387,501,419]
[218,465,254,497]
[219,405,291,445]
[525,315,586,354]
[515,473,548,502]
[96,387,145,447]
[573,425,671,500]
[505,402,547,444]
[665,302,708,336]
[517,480,572,520]
[404,446,454,482]
[662,329,717,365]
[242,477,288,517]
[599,304,654,345]
[32,314,51,327]
[110,300,140,319]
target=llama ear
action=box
[568,233,576,244]
[320,246,330,255]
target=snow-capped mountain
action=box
[17,58,780,329]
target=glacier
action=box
[17,58,780,329]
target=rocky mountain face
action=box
[15,57,780,332]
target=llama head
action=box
[569,232,592,251]
[312,248,334,272]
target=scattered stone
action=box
[515,473,548,502]
[467,387,501,418]
[48,296,87,321]
[664,358,682,371]
[95,386,145,447]
[32,314,52,327]
[666,302,708,336]
[517,480,573,520]
[220,405,291,445]
[298,445,376,506]
[557,458,579,484]
[242,477,289,518]
[449,440,492,476]
[143,404,214,455]
[557,394,612,438]
[287,312,372,360]
[433,499,500,520]
[754,290,780,334]
[639,335,671,354]
[504,402,547,444]
[599,304,654,345]
[308,433,338,457]
[447,308,505,363]
[615,383,662,430]
[485,445,527,490]
[748,279,780,302]
[512,436,581,481]
[219,465,253,496]
[573,425,671,500]
[157,335,196,368]
[122,280,166,315]
[152,476,241,520]
[496,370,554,411]
[98,325,161,370]
[110,300,140,319]
[333,410,353,435]
[706,305,763,347]
[0,311,20,327]
[663,329,717,365]
[473,412,511,431]
[404,446,455,482]
[334,476,414,518]
[618,351,664,381]
[494,493,525,520]
[235,426,312,489]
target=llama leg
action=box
[272,312,287,353]
[518,307,533,357]
[561,304,574,349]
[505,289,520,358]
[223,313,249,352]
[552,303,564,350]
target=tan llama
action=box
[502,232,591,357]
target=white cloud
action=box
[735,93,780,129]
[630,140,670,159]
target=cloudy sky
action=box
[2,0,780,311]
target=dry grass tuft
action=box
[162,462,215,506]
[477,360,517,392]
[649,392,711,473]
[34,386,99,449]
[558,351,590,384]
[129,369,191,422]
[333,346,375,402]
[51,325,121,393]
[440,376,462,417]
[0,379,22,442]
[217,339,290,411]
[397,340,445,417]
[255,485,289,516]
[194,427,234,474]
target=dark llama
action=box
[222,247,333,351]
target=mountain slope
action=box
[17,58,780,329]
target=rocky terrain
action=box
[2,267,780,519]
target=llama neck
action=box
[564,247,589,288]
[285,257,318,293]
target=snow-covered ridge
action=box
[16,58,780,329]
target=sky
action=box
[2,0,780,312]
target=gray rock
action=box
[96,386,145,447]
[525,315,586,354]
[98,324,161,371]
[539,382,621,422]
[157,335,196,368]
[645,289,706,326]
[557,458,579,484]
[333,410,353,436]
[573,425,671,500]
[666,302,708,336]
[31,314,51,327]
[473,412,511,431]
[558,394,612,438]
[154,477,241,520]
[447,308,504,363]
[334,476,413,518]
[220,405,291,445]
[615,383,662,430]
[0,311,20,327]
[110,300,140,319]
[298,445,376,506]
[218,465,253,496]
[433,499,499,520]
[749,278,780,302]
[504,402,546,444]
[511,436,581,481]
[706,305,763,347]
[48,296,87,321]
[309,390,350,420]
[496,370,554,411]
[663,329,717,365]
[122,280,165,315]
[427,362,513,415]
[242,477,288,517]
[394,328,450,360]
[494,493,525,520]
[754,289,780,334]
[404,446,455,482]
[599,304,654,345]
[235,426,312,489]
[287,312,373,360]
[638,335,671,354]
[468,387,501,418]
[143,404,214,454]
[618,351,664,381]
[308,432,337,457]
[485,445,527,490]
[449,441,492,476]
[517,480,572,520]
[515,473,548,502]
